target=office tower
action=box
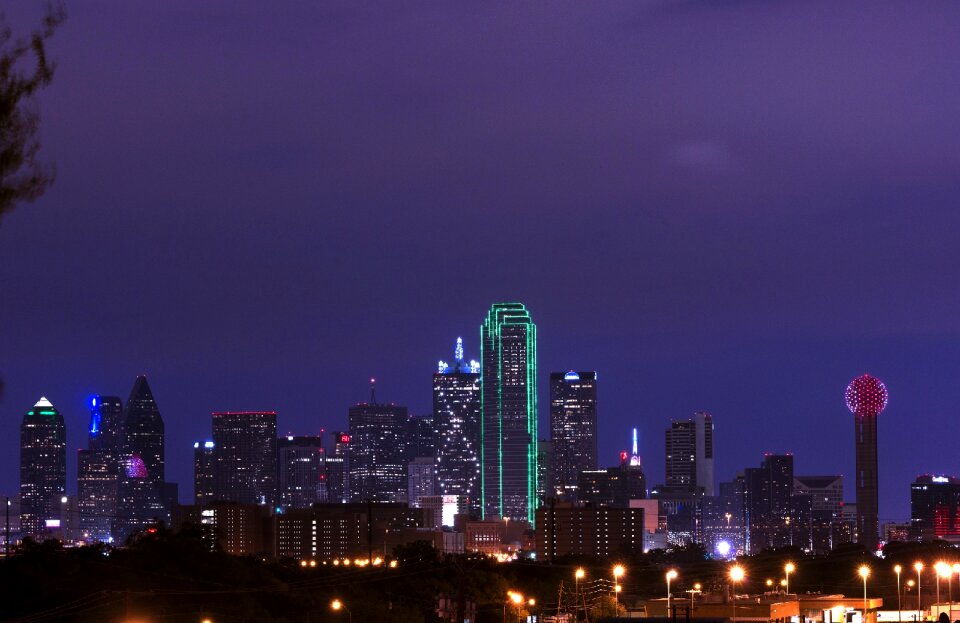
[481,302,537,524]
[577,463,647,508]
[408,457,436,507]
[536,440,554,506]
[19,397,66,540]
[845,373,887,552]
[115,453,167,542]
[278,435,325,509]
[434,337,481,515]
[212,411,278,506]
[123,376,165,490]
[910,474,960,541]
[549,371,598,501]
[702,478,745,557]
[743,453,794,553]
[348,388,408,503]
[325,432,350,504]
[193,440,216,505]
[78,395,124,542]
[664,411,714,496]
[405,414,436,462]
[794,475,844,553]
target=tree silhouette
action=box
[0,4,64,223]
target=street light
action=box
[895,564,903,623]
[859,566,870,622]
[666,569,679,617]
[785,563,796,595]
[730,565,745,623]
[575,568,585,620]
[331,599,352,623]
[613,565,625,610]
[935,562,949,607]
[915,562,924,622]
[687,582,703,615]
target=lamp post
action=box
[785,562,795,595]
[895,565,903,623]
[915,563,924,622]
[331,599,352,623]
[859,566,871,623]
[687,583,702,616]
[505,591,523,623]
[730,565,745,623]
[936,562,948,608]
[575,568,585,621]
[613,565,625,610]
[666,569,678,618]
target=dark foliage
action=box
[0,4,64,223]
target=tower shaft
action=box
[854,413,879,551]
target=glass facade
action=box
[549,371,597,501]
[480,302,537,524]
[434,338,481,516]
[19,397,66,540]
[211,411,278,506]
[348,402,408,503]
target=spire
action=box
[632,427,638,456]
[369,377,377,404]
[455,337,464,362]
[34,397,53,408]
[126,375,155,405]
[630,427,641,467]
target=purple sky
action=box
[2,2,959,522]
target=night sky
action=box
[2,2,959,523]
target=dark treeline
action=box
[3,530,959,622]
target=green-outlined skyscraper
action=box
[481,302,538,524]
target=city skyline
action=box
[3,2,960,527]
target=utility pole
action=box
[5,497,10,556]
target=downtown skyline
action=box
[3,1,960,527]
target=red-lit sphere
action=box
[845,374,888,416]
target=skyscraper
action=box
[664,412,714,496]
[481,302,538,524]
[278,435,325,509]
[20,397,66,540]
[348,386,408,503]
[549,371,598,501]
[211,411,278,506]
[78,395,124,542]
[123,376,165,490]
[325,432,350,504]
[408,457,436,507]
[910,474,960,541]
[743,453,794,553]
[193,440,216,505]
[845,373,887,552]
[115,453,167,542]
[434,337,481,516]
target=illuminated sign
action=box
[339,434,350,444]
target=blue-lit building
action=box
[78,395,124,542]
[433,338,481,516]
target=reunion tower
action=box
[845,373,888,552]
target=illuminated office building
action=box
[19,397,66,540]
[348,387,408,503]
[193,440,216,505]
[433,337,481,515]
[122,376,165,490]
[549,371,597,501]
[278,435,325,509]
[480,302,537,524]
[664,412,714,496]
[78,395,124,542]
[211,411,278,506]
